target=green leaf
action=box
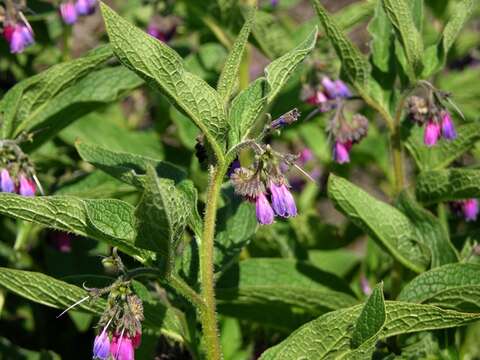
[396,191,458,268]
[398,263,480,312]
[327,174,430,273]
[0,193,148,260]
[311,0,370,87]
[216,258,358,330]
[381,0,424,78]
[15,67,143,148]
[0,268,185,342]
[352,283,386,348]
[100,3,228,155]
[217,7,255,103]
[404,122,480,171]
[259,301,480,359]
[368,0,394,74]
[214,187,257,274]
[265,27,317,103]
[135,166,190,272]
[76,141,185,188]
[0,45,112,139]
[415,169,480,204]
[227,77,267,148]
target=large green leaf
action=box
[217,6,255,103]
[0,193,148,260]
[0,268,185,342]
[405,122,480,171]
[415,169,480,204]
[259,301,480,359]
[398,263,480,312]
[15,67,143,149]
[135,166,190,272]
[396,192,458,268]
[265,27,318,103]
[0,46,112,139]
[327,174,430,273]
[311,0,370,88]
[381,0,423,78]
[216,258,358,330]
[101,3,228,155]
[76,141,185,188]
[352,283,386,348]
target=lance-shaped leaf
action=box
[135,166,190,272]
[17,67,143,149]
[0,46,112,139]
[381,0,424,78]
[0,193,148,260]
[398,263,480,312]
[351,283,386,348]
[311,0,370,88]
[101,4,228,155]
[0,268,185,342]
[396,192,458,268]
[415,169,480,205]
[265,26,317,103]
[405,122,480,171]
[217,6,255,103]
[327,174,430,273]
[259,301,480,359]
[227,77,267,148]
[76,141,185,188]
[216,258,358,330]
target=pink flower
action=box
[60,2,78,24]
[75,0,96,15]
[255,193,274,225]
[19,175,36,196]
[111,334,134,360]
[441,111,457,140]
[1,169,15,193]
[9,24,34,54]
[423,120,441,147]
[333,141,351,164]
[93,329,111,360]
[269,181,297,218]
[463,199,478,222]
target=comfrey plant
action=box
[0,1,480,360]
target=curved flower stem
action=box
[199,164,226,360]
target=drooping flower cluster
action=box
[407,91,458,147]
[327,110,369,164]
[451,199,479,222]
[2,6,34,54]
[0,139,39,196]
[59,0,97,25]
[301,76,351,112]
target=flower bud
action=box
[9,24,34,54]
[423,120,441,147]
[441,111,457,140]
[270,108,300,129]
[3,24,15,42]
[19,175,36,196]
[93,330,111,360]
[255,193,274,225]
[269,181,297,218]
[1,169,15,193]
[322,76,337,99]
[333,141,351,164]
[60,3,78,25]
[75,0,96,16]
[463,199,478,222]
[111,335,134,360]
[407,96,429,124]
[131,331,142,349]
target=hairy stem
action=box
[391,95,408,194]
[199,164,226,360]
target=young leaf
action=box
[134,166,190,272]
[351,283,386,348]
[0,194,148,260]
[216,258,358,330]
[217,6,256,103]
[415,169,480,204]
[0,45,112,139]
[368,0,394,74]
[227,77,267,148]
[76,141,185,188]
[405,122,480,171]
[265,26,318,103]
[18,67,143,149]
[259,301,480,359]
[396,192,458,268]
[381,0,424,78]
[100,3,228,156]
[328,174,430,273]
[311,0,370,88]
[398,263,480,312]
